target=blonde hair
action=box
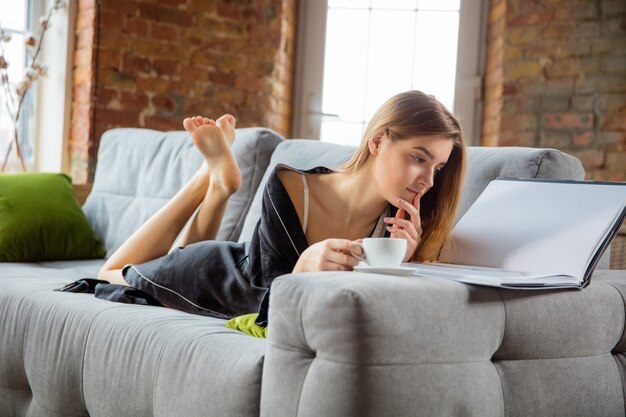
[338,90,466,262]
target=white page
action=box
[439,179,626,280]
[401,262,579,286]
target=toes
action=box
[183,117,196,132]
[216,114,236,133]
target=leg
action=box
[176,114,240,245]
[98,115,241,285]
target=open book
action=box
[403,178,626,289]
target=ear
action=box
[368,134,385,156]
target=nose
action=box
[416,168,435,190]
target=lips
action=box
[407,188,421,197]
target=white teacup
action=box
[354,238,406,268]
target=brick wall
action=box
[70,0,297,183]
[482,0,626,181]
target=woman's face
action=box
[370,133,454,205]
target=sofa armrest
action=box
[261,271,626,417]
[260,272,506,417]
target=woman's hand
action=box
[293,239,364,273]
[384,193,423,262]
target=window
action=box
[1,0,75,174]
[293,0,487,145]
[0,0,36,171]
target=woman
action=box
[96,90,466,325]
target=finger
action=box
[320,260,352,272]
[402,196,423,233]
[326,249,361,267]
[389,227,416,244]
[398,197,419,222]
[386,223,417,241]
[396,206,405,220]
[384,218,418,240]
[327,238,362,256]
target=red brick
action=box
[100,32,133,51]
[571,149,605,169]
[100,0,139,16]
[153,59,178,76]
[139,3,193,25]
[76,26,94,49]
[74,48,93,67]
[209,71,236,86]
[136,77,171,94]
[120,92,149,110]
[544,112,594,129]
[508,10,555,26]
[134,39,166,57]
[97,108,140,127]
[98,49,121,69]
[123,17,150,37]
[152,95,176,112]
[73,83,92,104]
[73,66,92,86]
[190,0,217,14]
[181,65,209,82]
[152,22,178,41]
[72,103,91,122]
[78,0,95,11]
[96,88,118,105]
[574,131,594,146]
[143,115,181,131]
[122,54,151,73]
[98,69,136,90]
[76,8,96,31]
[606,152,626,169]
[70,124,90,146]
[603,114,626,130]
[217,3,241,20]
[153,0,189,8]
[99,10,120,28]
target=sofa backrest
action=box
[237,139,585,243]
[82,127,283,258]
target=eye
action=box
[412,155,426,164]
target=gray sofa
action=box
[1,127,625,417]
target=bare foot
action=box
[183,115,215,135]
[184,116,216,186]
[216,114,236,145]
[191,124,242,194]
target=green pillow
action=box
[225,313,268,338]
[0,172,106,261]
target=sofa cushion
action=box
[0,265,267,417]
[82,127,282,258]
[238,140,585,243]
[0,172,106,261]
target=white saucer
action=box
[353,266,415,276]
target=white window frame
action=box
[33,0,76,173]
[292,0,488,145]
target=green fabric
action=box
[225,313,268,338]
[0,172,106,262]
